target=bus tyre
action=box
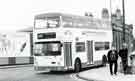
[102,55,107,66]
[74,59,81,73]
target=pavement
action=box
[78,64,135,81]
[0,64,33,69]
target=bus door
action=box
[64,42,72,67]
[87,41,93,64]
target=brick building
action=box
[102,8,133,51]
[111,9,133,51]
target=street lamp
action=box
[122,0,125,43]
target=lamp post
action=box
[122,0,125,43]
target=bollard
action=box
[130,54,135,74]
[119,61,123,73]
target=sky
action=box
[0,0,134,35]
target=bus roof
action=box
[35,12,104,20]
[35,12,85,19]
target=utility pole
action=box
[122,0,125,43]
[110,0,112,20]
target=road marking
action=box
[70,73,85,81]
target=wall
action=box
[0,32,33,65]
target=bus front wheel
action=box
[74,59,81,73]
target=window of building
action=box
[95,42,110,51]
[76,42,85,52]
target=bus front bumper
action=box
[34,66,73,71]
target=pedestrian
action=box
[107,46,118,75]
[119,43,128,74]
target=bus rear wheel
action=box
[74,59,81,73]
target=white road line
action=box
[70,73,85,81]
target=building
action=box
[0,32,32,65]
[111,9,133,51]
[101,8,133,51]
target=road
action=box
[0,66,85,81]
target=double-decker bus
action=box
[33,13,112,72]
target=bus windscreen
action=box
[34,42,61,56]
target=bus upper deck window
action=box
[35,16,60,29]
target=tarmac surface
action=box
[78,65,135,81]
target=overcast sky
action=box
[0,0,134,34]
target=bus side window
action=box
[105,42,110,49]
[76,42,85,52]
[62,17,73,27]
[95,42,109,51]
